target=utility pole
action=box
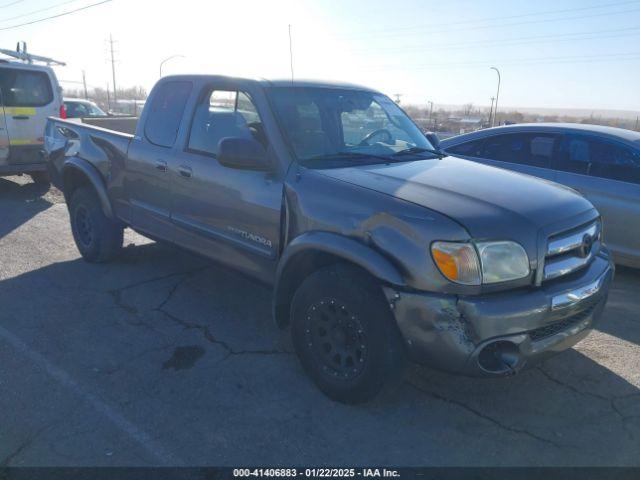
[488,97,495,128]
[393,93,402,104]
[427,100,434,130]
[109,34,117,107]
[490,66,501,127]
[635,116,639,131]
[82,70,88,100]
[288,24,294,82]
[106,82,111,112]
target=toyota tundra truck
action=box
[44,75,614,403]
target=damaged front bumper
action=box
[384,251,614,376]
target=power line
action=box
[330,0,640,37]
[393,7,640,39]
[351,26,640,55]
[0,0,113,31]
[0,0,25,9]
[329,4,640,41]
[361,51,640,72]
[0,0,83,24]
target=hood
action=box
[316,156,595,240]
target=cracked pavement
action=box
[0,176,639,466]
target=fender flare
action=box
[62,157,114,219]
[272,231,406,327]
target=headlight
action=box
[475,241,530,284]
[431,240,529,285]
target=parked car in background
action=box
[64,98,108,118]
[108,99,145,116]
[440,124,640,268]
[45,76,613,403]
[0,47,65,184]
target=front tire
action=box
[69,186,123,263]
[291,264,407,404]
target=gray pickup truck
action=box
[45,75,614,403]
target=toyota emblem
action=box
[579,233,594,258]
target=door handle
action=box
[12,115,30,120]
[178,165,192,178]
[155,160,168,172]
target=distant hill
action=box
[430,104,639,120]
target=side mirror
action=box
[218,137,270,171]
[425,131,441,150]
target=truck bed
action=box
[76,116,138,135]
[45,117,134,190]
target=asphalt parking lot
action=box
[0,175,639,467]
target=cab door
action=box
[170,82,283,282]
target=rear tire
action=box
[30,171,50,185]
[291,264,407,404]
[69,186,123,263]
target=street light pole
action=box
[427,100,434,130]
[82,70,88,100]
[490,66,501,127]
[159,55,185,77]
[488,96,495,128]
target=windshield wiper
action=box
[306,151,395,163]
[392,146,446,158]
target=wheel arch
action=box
[273,231,406,328]
[62,157,114,219]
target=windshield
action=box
[267,87,436,166]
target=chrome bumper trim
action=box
[551,271,607,311]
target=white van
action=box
[0,49,65,184]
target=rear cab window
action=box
[0,67,53,107]
[144,80,193,148]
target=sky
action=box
[1,0,639,112]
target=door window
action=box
[557,135,640,184]
[589,139,640,184]
[556,135,591,174]
[188,89,265,156]
[481,133,555,168]
[144,81,192,148]
[0,68,53,107]
[447,139,484,157]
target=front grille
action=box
[542,220,601,282]
[529,302,597,341]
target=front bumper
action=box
[384,250,614,376]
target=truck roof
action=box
[158,74,378,93]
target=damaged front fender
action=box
[382,286,476,373]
